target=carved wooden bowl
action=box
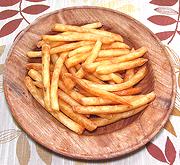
[3,6,176,160]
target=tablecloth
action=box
[0,0,180,164]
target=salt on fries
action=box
[25,22,155,134]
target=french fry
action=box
[65,52,90,68]
[49,41,68,48]
[51,54,59,64]
[75,64,81,70]
[37,40,46,48]
[68,67,76,74]
[73,92,155,114]
[75,86,93,97]
[111,73,123,83]
[124,69,134,82]
[43,32,115,44]
[81,22,102,29]
[58,99,97,131]
[28,69,42,82]
[32,81,44,89]
[79,95,143,106]
[42,44,51,110]
[68,45,93,57]
[96,58,148,75]
[64,73,131,105]
[108,80,115,84]
[92,105,148,127]
[52,23,123,41]
[50,41,94,54]
[27,51,42,58]
[98,49,130,57]
[84,40,102,65]
[96,114,113,120]
[51,53,67,111]
[84,73,105,84]
[102,42,130,50]
[113,87,142,95]
[84,66,147,91]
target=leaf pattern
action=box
[0,18,23,38]
[156,31,174,41]
[0,45,5,57]
[0,10,19,20]
[165,137,176,164]
[148,15,176,26]
[155,7,178,15]
[36,143,52,165]
[171,107,180,116]
[22,5,50,15]
[0,129,21,144]
[146,142,167,163]
[0,0,21,7]
[150,0,178,6]
[164,119,177,137]
[16,133,31,165]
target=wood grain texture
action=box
[3,6,176,160]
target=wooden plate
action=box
[3,6,176,160]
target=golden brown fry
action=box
[28,69,42,82]
[24,76,45,107]
[75,86,93,97]
[49,41,68,48]
[113,87,142,96]
[84,73,105,84]
[68,45,93,57]
[26,63,54,72]
[96,114,113,120]
[37,40,46,48]
[98,49,130,57]
[58,99,97,131]
[43,32,114,44]
[96,58,148,75]
[73,92,155,114]
[92,105,148,127]
[124,69,134,82]
[79,95,143,106]
[50,41,94,54]
[68,67,76,74]
[84,40,102,64]
[32,81,44,89]
[65,52,90,68]
[102,42,130,50]
[81,22,102,29]
[42,44,51,110]
[51,53,67,111]
[75,64,81,70]
[84,66,147,91]
[51,54,59,64]
[64,73,131,105]
[52,23,123,41]
[111,73,123,83]
[27,51,42,58]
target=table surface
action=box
[0,0,180,165]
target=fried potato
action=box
[124,69,134,82]
[113,87,142,95]
[98,49,130,57]
[64,73,131,105]
[51,53,59,64]
[102,42,130,49]
[82,22,102,29]
[96,58,148,75]
[28,69,42,82]
[52,23,123,41]
[27,51,42,58]
[26,63,54,72]
[73,92,155,114]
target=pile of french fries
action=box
[25,22,156,134]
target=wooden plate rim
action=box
[3,6,176,160]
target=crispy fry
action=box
[26,63,54,72]
[37,40,46,48]
[111,73,123,83]
[113,87,142,95]
[51,53,67,110]
[49,41,68,48]
[28,69,42,82]
[79,95,143,106]
[27,51,42,58]
[102,42,130,49]
[68,67,76,74]
[84,66,147,91]
[96,58,148,75]
[98,49,130,57]
[50,41,94,54]
[68,45,93,57]
[92,105,148,127]
[84,73,105,84]
[64,73,131,105]
[65,52,90,68]
[32,81,44,88]
[52,23,123,41]
[82,22,102,29]
[42,44,51,110]
[43,32,115,44]
[75,64,81,70]
[124,69,134,82]
[96,114,113,120]
[58,99,97,131]
[75,86,93,97]
[73,92,155,114]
